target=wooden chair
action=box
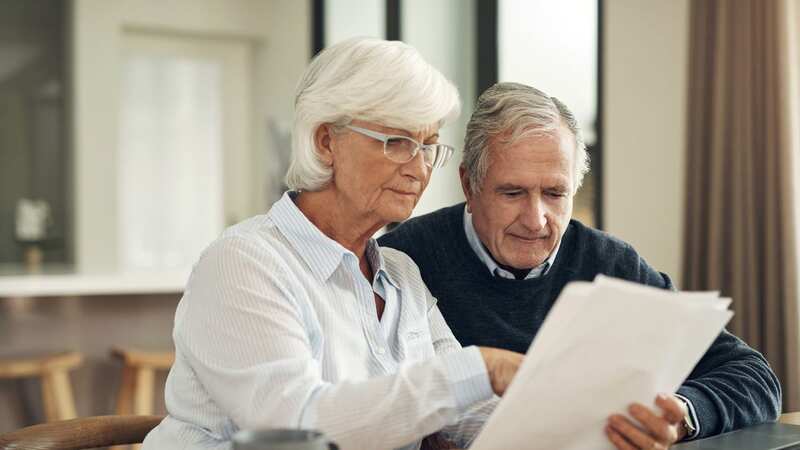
[0,415,164,449]
[0,351,83,422]
[111,347,174,416]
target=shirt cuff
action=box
[674,393,701,441]
[440,346,493,412]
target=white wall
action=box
[603,0,689,286]
[71,0,309,272]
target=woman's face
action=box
[324,119,440,225]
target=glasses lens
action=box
[423,144,454,169]
[384,136,418,163]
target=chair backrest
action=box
[0,415,164,450]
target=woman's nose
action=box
[400,149,429,181]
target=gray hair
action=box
[286,37,461,191]
[462,82,589,194]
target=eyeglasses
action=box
[344,125,455,169]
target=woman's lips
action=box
[389,189,417,197]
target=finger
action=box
[629,403,678,443]
[655,394,686,424]
[609,414,663,450]
[605,425,639,450]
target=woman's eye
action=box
[386,138,416,151]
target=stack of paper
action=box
[471,275,733,450]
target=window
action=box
[499,0,600,227]
[0,0,69,265]
[117,32,253,271]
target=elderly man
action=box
[379,82,781,449]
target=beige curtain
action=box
[683,0,800,410]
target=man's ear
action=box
[459,165,473,211]
[314,124,336,167]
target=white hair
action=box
[462,82,589,194]
[286,37,461,191]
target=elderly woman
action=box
[143,38,522,450]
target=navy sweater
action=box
[379,203,782,439]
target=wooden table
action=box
[781,412,800,426]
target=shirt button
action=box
[375,347,386,355]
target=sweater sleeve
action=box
[615,243,782,439]
[677,331,782,438]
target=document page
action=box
[470,276,732,450]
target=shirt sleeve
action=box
[426,294,497,447]
[174,236,494,450]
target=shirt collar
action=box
[366,239,400,289]
[270,191,397,286]
[463,206,560,280]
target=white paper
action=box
[470,276,733,450]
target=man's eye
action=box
[546,191,567,198]
[503,191,522,197]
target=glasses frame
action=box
[344,124,455,169]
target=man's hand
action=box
[605,394,688,450]
[477,347,524,396]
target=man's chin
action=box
[511,261,547,270]
[503,249,550,270]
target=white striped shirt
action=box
[143,191,495,450]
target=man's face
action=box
[461,126,575,270]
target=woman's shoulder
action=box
[202,214,287,257]
[179,216,308,314]
[189,215,299,283]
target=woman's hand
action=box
[477,347,525,396]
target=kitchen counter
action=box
[0,264,189,297]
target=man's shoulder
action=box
[378,202,465,248]
[567,219,637,256]
[565,219,673,289]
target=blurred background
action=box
[1,0,799,435]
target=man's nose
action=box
[520,196,547,231]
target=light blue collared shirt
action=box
[144,192,495,450]
[463,208,559,279]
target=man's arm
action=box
[677,330,782,438]
[620,248,782,439]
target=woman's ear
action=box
[314,124,336,167]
